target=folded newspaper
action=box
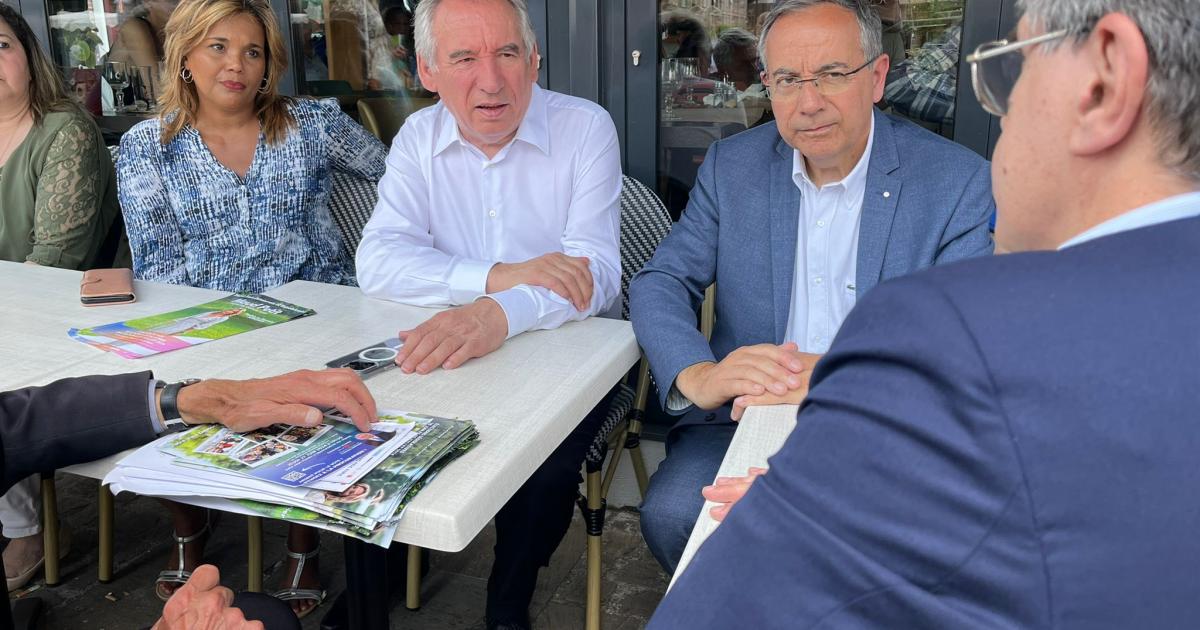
[104,410,479,546]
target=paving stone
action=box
[14,475,670,629]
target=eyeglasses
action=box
[966,29,1068,117]
[763,54,881,100]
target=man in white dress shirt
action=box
[353,0,620,627]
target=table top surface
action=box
[0,262,639,551]
[670,404,799,586]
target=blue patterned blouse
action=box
[116,98,386,292]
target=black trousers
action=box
[231,592,302,630]
[485,386,616,625]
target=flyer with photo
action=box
[67,293,314,359]
[162,420,414,491]
[104,409,481,546]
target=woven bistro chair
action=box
[575,175,674,630]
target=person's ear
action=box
[1068,13,1149,157]
[529,43,541,79]
[870,52,890,103]
[417,53,438,92]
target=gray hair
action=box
[713,28,758,71]
[414,0,538,72]
[757,0,883,69]
[1019,0,1200,181]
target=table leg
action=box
[247,517,263,593]
[406,545,422,610]
[343,537,390,629]
[41,476,60,586]
[98,485,114,583]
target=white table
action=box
[0,262,639,625]
[669,404,799,587]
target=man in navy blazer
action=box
[652,0,1200,627]
[629,0,994,572]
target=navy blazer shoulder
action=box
[653,213,1200,629]
[630,110,996,414]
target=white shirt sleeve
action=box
[355,127,496,307]
[484,114,623,338]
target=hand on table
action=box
[674,342,818,411]
[395,299,508,374]
[175,369,376,432]
[486,253,594,311]
[152,564,263,630]
[701,467,768,522]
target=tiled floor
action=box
[13,472,669,629]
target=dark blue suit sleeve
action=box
[0,372,158,493]
[629,142,722,412]
[649,275,1044,629]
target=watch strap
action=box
[160,378,201,429]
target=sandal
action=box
[272,545,327,620]
[154,512,212,602]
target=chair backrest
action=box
[618,175,673,321]
[357,97,439,143]
[307,80,355,97]
[327,171,379,267]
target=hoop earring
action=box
[180,67,193,83]
[258,76,269,94]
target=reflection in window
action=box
[48,0,175,116]
[657,3,772,219]
[291,0,436,142]
[879,0,966,138]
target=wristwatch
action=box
[156,378,202,432]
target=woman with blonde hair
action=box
[115,0,386,617]
[0,3,128,592]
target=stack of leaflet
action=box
[104,410,479,546]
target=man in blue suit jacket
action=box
[652,1,1200,627]
[629,0,994,572]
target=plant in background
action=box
[57,24,103,67]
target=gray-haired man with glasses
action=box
[649,0,1200,626]
[629,0,995,575]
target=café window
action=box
[291,0,437,140]
[47,0,178,117]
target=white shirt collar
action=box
[792,110,876,210]
[433,83,550,160]
[1058,191,1200,249]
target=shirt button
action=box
[488,209,497,217]
[813,276,823,285]
[816,220,826,228]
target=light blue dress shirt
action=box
[1059,191,1200,248]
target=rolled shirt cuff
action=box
[447,258,495,305]
[665,384,694,412]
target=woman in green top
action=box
[0,4,126,593]
[0,4,125,271]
